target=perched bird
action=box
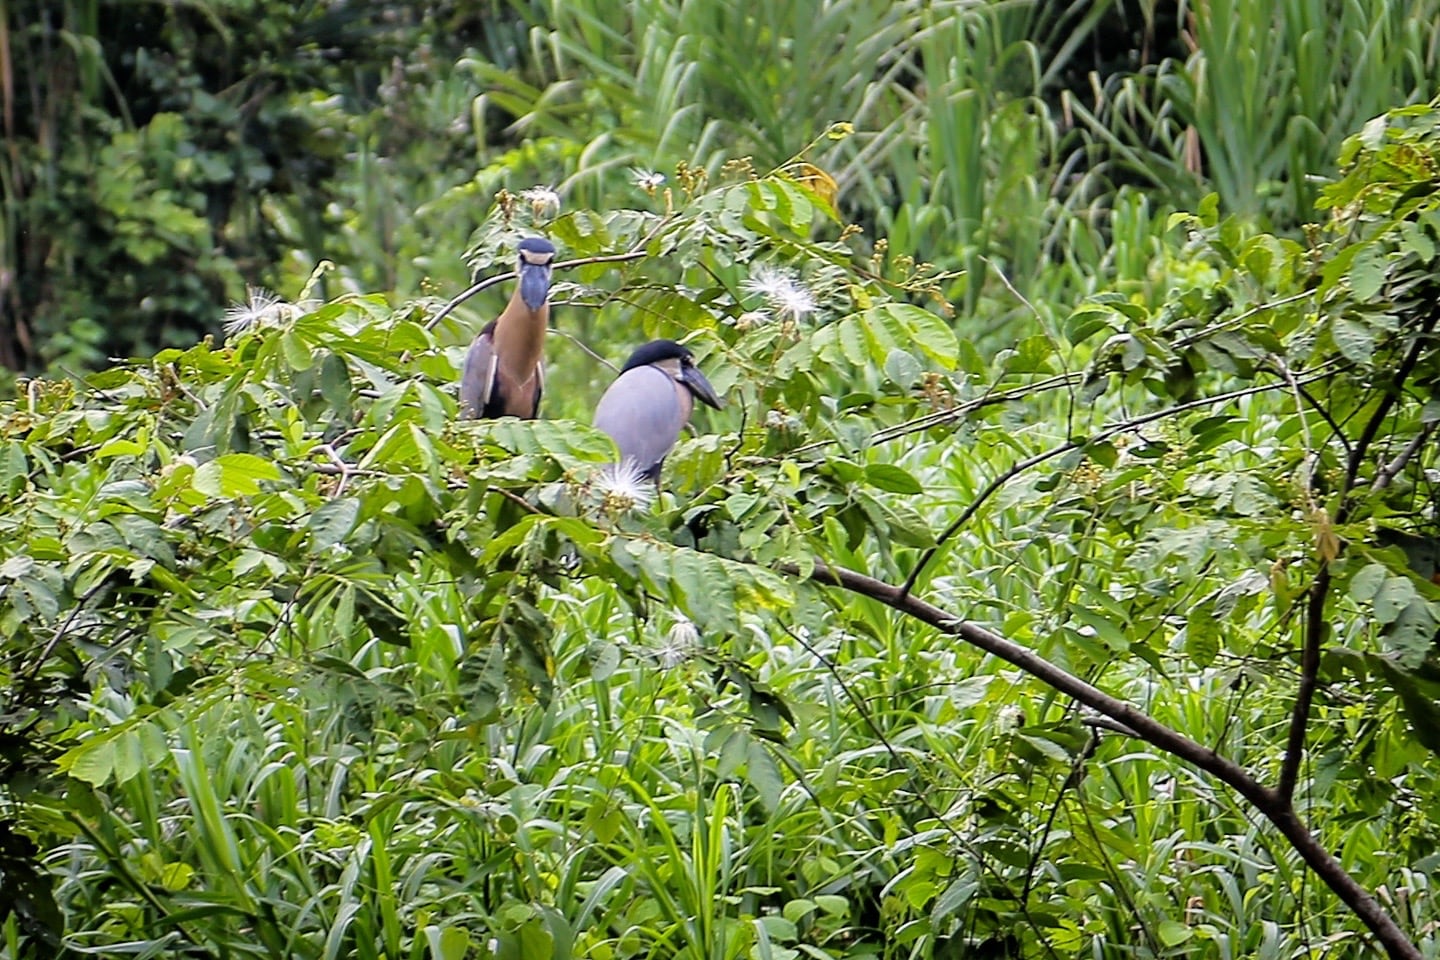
[594,339,723,481]
[459,236,557,419]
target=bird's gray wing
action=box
[593,366,687,474]
[459,324,499,419]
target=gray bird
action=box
[594,339,723,480]
[459,236,557,419]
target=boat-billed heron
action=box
[594,339,723,480]
[459,236,557,419]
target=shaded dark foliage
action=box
[0,0,520,373]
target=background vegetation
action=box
[6,0,1440,958]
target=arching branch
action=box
[777,559,1422,960]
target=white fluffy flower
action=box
[631,168,666,192]
[593,459,655,516]
[741,263,798,300]
[655,617,700,668]
[770,283,817,322]
[741,263,817,323]
[222,286,288,335]
[520,185,561,218]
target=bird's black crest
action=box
[620,339,693,373]
[518,236,556,257]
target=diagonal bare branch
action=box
[779,558,1421,960]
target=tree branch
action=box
[1277,316,1436,807]
[1371,423,1435,493]
[1278,566,1329,804]
[780,559,1423,960]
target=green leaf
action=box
[1374,657,1440,754]
[1349,563,1388,603]
[951,677,990,708]
[865,463,923,494]
[1374,576,1419,625]
[872,304,958,369]
[838,316,869,366]
[58,736,115,787]
[883,348,923,386]
[467,419,614,465]
[96,438,146,459]
[282,331,314,371]
[0,555,34,579]
[1197,193,1219,226]
[1385,599,1436,669]
[1157,920,1192,947]
[357,591,410,646]
[1331,316,1377,364]
[425,926,471,960]
[931,876,977,923]
[193,454,282,497]
[319,352,353,412]
[587,641,621,681]
[1400,219,1436,262]
[757,915,798,942]
[1349,246,1386,301]
[666,548,737,634]
[308,498,361,552]
[746,741,783,811]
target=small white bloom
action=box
[631,167,666,192]
[771,283,817,322]
[222,286,288,335]
[520,185,561,219]
[741,263,799,301]
[593,459,655,516]
[655,617,700,668]
[741,263,818,323]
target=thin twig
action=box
[25,580,110,685]
[315,443,354,496]
[980,255,1078,433]
[777,621,1064,960]
[868,373,1085,447]
[487,486,541,514]
[547,328,620,374]
[425,216,675,332]
[781,372,1083,459]
[1372,423,1434,493]
[1080,715,1142,738]
[1172,290,1316,350]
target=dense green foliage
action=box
[8,0,1440,377]
[11,2,1440,958]
[7,98,1440,957]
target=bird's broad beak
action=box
[681,365,723,410]
[519,261,553,310]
